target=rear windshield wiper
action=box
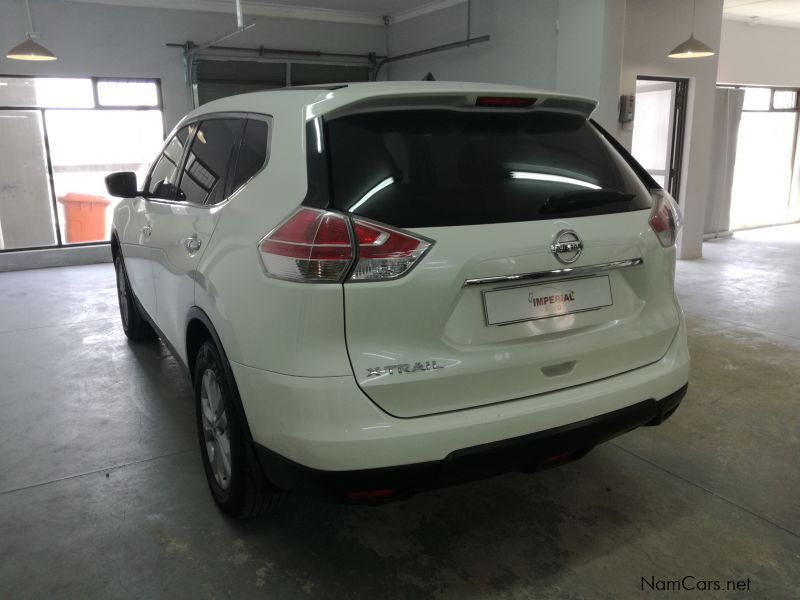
[541,189,635,215]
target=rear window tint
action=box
[325,110,652,228]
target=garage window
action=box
[191,59,370,106]
[0,76,164,251]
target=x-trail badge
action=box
[550,230,583,264]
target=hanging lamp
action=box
[6,0,57,61]
[668,0,715,59]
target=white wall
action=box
[718,19,800,87]
[386,0,558,89]
[618,0,724,259]
[386,0,627,130]
[0,0,385,129]
[555,0,626,131]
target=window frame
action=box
[720,84,800,113]
[0,74,164,253]
[143,111,272,209]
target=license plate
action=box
[483,276,613,326]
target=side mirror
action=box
[105,171,138,198]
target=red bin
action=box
[57,193,111,243]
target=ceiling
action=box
[65,0,467,25]
[724,0,800,27]
[67,0,800,29]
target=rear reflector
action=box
[345,488,398,500]
[541,451,575,465]
[475,96,536,108]
[259,208,431,283]
[648,190,683,248]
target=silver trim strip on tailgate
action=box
[462,258,644,287]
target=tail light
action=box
[349,219,431,281]
[649,190,683,248]
[258,208,431,283]
[258,209,352,282]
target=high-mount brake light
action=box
[475,96,536,107]
[648,190,683,248]
[258,208,431,283]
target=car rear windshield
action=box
[325,110,652,228]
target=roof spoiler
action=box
[319,92,597,120]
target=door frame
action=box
[636,76,689,202]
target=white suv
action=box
[107,82,689,517]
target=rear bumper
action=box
[231,314,689,472]
[254,384,687,502]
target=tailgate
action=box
[343,211,679,417]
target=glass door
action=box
[631,77,688,200]
[729,87,800,230]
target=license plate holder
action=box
[482,275,613,326]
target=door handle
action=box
[183,236,202,254]
[142,224,152,238]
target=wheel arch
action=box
[110,227,121,261]
[185,306,255,443]
[186,307,220,380]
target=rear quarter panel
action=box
[194,101,352,377]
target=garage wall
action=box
[618,0,724,259]
[0,0,385,130]
[385,0,627,129]
[718,20,800,87]
[385,0,559,89]
[555,0,626,131]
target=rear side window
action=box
[178,118,245,205]
[227,118,269,195]
[147,125,192,200]
[324,110,652,228]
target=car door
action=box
[146,117,247,358]
[120,125,192,317]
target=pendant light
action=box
[668,0,715,59]
[6,0,57,61]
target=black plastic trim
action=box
[253,383,688,503]
[300,117,332,209]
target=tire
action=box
[114,255,156,342]
[193,340,283,518]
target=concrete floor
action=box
[1,225,798,599]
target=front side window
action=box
[178,118,245,205]
[147,125,192,200]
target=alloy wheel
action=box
[200,368,232,490]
